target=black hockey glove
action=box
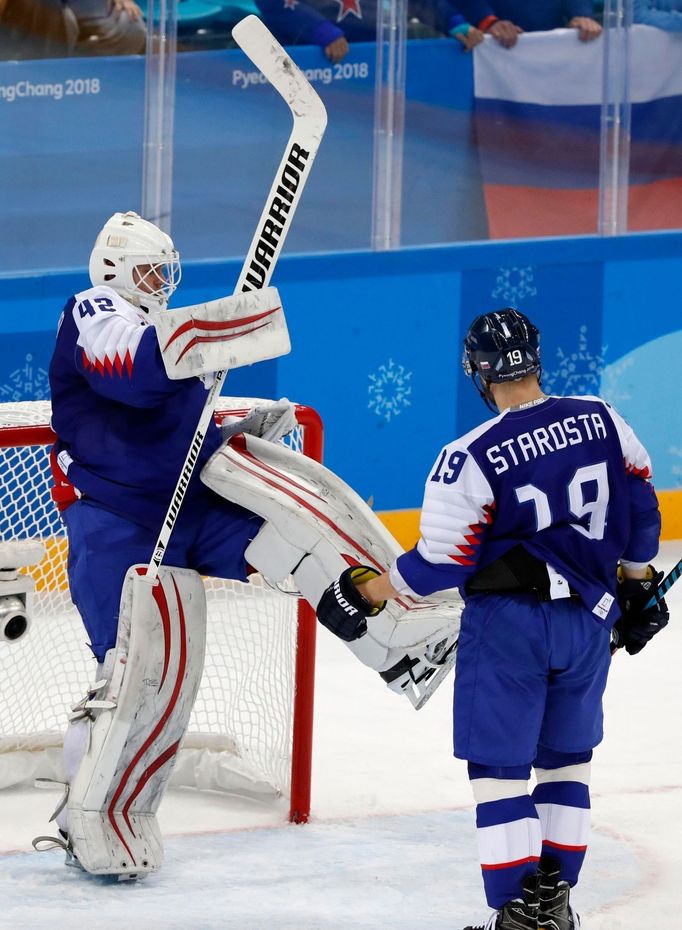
[316,566,386,642]
[613,565,669,656]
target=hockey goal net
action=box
[0,399,322,823]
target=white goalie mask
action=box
[88,211,181,313]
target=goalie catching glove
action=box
[317,566,386,642]
[613,564,669,655]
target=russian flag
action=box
[473,26,682,238]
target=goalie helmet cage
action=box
[0,399,322,824]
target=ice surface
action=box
[0,813,641,930]
[0,542,680,930]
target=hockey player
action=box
[317,308,668,930]
[41,210,460,879]
[43,211,293,875]
[49,212,279,668]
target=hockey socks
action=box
[532,760,591,888]
[469,763,541,909]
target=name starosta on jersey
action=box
[486,411,608,474]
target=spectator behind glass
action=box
[634,0,682,29]
[255,0,483,63]
[0,0,77,59]
[455,0,602,48]
[69,0,145,55]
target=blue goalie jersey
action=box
[390,396,661,629]
[48,285,223,530]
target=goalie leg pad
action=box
[65,565,207,877]
[245,521,395,670]
[202,434,462,708]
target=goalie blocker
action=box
[201,433,462,710]
[154,286,290,381]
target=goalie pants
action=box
[62,494,263,663]
[454,593,611,908]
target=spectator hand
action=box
[324,36,349,64]
[109,0,143,21]
[568,16,602,42]
[453,27,484,52]
[488,20,523,49]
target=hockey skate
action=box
[33,827,145,881]
[32,782,87,875]
[463,876,539,930]
[31,777,83,871]
[538,859,580,930]
[32,829,83,872]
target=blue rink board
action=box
[1,231,680,510]
[0,40,484,274]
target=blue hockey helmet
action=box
[462,308,541,411]
[463,308,541,384]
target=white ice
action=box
[1,542,680,930]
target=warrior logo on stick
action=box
[242,143,310,292]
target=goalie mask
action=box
[462,307,541,410]
[89,211,182,314]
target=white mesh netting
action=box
[0,400,315,801]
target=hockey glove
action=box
[317,566,386,642]
[613,564,669,655]
[220,398,297,445]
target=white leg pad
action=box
[65,565,207,877]
[202,434,463,708]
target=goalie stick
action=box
[146,15,327,579]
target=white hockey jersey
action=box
[49,286,223,529]
[390,395,660,629]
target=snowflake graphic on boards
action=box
[542,326,606,396]
[600,354,634,407]
[491,266,538,305]
[0,354,49,401]
[368,359,412,422]
[670,446,682,485]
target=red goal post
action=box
[0,399,323,824]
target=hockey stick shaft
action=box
[645,557,681,609]
[146,15,327,579]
